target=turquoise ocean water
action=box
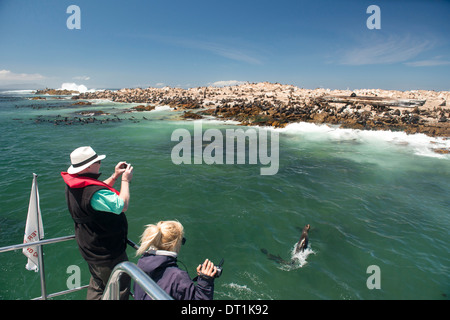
[0,90,448,300]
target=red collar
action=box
[61,172,120,195]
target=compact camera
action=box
[214,258,224,278]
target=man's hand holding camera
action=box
[113,161,133,182]
[115,161,133,212]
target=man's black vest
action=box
[65,174,128,265]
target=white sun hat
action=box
[67,146,106,174]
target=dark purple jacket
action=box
[134,252,214,300]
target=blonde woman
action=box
[134,221,217,300]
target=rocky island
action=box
[73,82,449,137]
[36,88,79,95]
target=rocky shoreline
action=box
[35,88,80,95]
[72,82,450,137]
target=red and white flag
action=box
[23,173,44,272]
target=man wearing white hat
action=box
[61,146,133,300]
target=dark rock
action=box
[433,148,450,154]
[72,101,92,106]
[182,111,203,120]
[132,105,156,112]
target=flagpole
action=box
[33,173,47,300]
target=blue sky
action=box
[0,0,449,90]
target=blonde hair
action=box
[136,221,184,256]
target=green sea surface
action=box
[0,91,448,300]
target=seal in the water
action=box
[261,224,311,265]
[294,224,310,253]
[260,248,286,264]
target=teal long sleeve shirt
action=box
[90,189,124,214]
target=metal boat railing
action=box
[0,236,172,300]
[0,235,76,254]
[0,235,88,300]
[102,261,172,300]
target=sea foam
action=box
[276,122,450,159]
[278,244,315,271]
[152,105,174,112]
[1,89,36,94]
[58,82,96,94]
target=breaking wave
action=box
[278,243,315,271]
[58,82,96,94]
[276,122,450,160]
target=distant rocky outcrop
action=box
[132,104,156,112]
[72,82,450,137]
[36,88,79,95]
[72,101,92,106]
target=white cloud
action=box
[73,75,91,81]
[127,34,263,65]
[339,34,436,65]
[212,80,247,87]
[405,57,450,67]
[0,69,45,82]
[188,40,262,65]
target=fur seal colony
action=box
[32,82,450,145]
[71,82,450,138]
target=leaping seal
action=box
[294,224,310,253]
[261,224,311,266]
